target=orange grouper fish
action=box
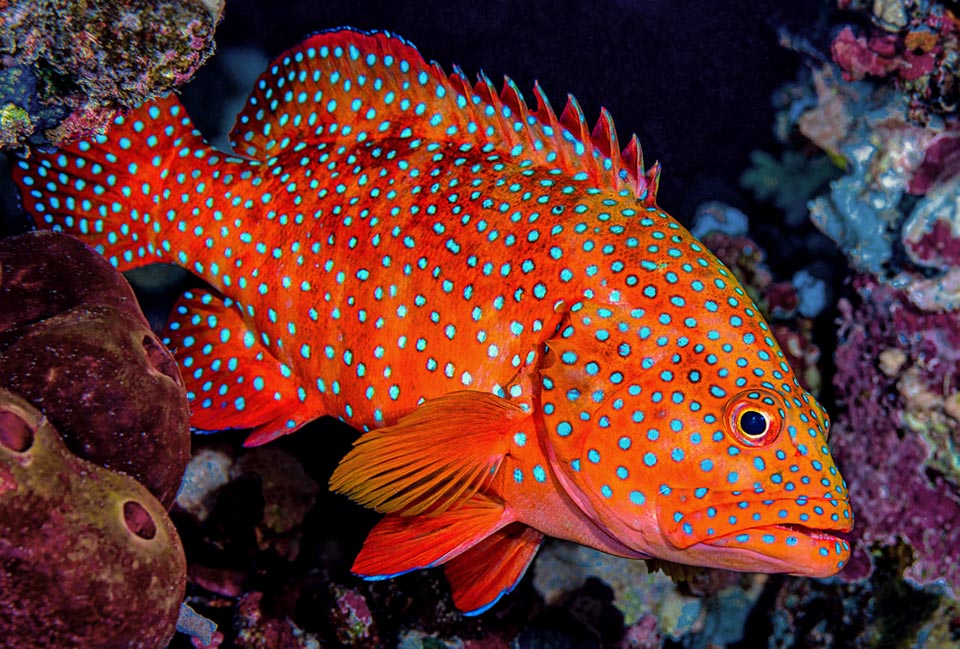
[12,27,852,614]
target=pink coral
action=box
[832,26,939,82]
[832,27,903,81]
[908,131,960,194]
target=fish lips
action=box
[656,488,853,576]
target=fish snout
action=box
[655,487,853,575]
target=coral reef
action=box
[833,0,960,121]
[0,0,223,149]
[767,5,960,300]
[0,231,190,507]
[10,1,960,643]
[765,549,954,648]
[751,1,960,599]
[729,2,960,646]
[0,388,186,648]
[831,275,960,593]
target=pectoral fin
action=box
[329,390,528,516]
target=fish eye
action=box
[739,410,768,438]
[724,389,782,447]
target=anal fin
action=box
[443,523,544,615]
[353,495,512,580]
[162,288,313,445]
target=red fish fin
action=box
[162,288,313,444]
[591,108,621,179]
[329,391,527,516]
[443,523,544,615]
[621,134,660,207]
[11,95,219,272]
[229,28,441,158]
[352,495,511,579]
[228,27,659,200]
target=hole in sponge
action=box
[0,410,35,452]
[123,500,157,540]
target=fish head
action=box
[539,268,852,577]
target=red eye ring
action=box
[724,389,783,447]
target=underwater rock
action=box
[0,388,186,648]
[806,92,921,275]
[329,585,379,647]
[0,0,223,148]
[530,542,763,644]
[235,446,320,538]
[175,444,318,559]
[768,43,960,278]
[233,591,321,648]
[176,602,220,649]
[176,447,235,523]
[902,173,960,274]
[832,276,960,593]
[690,201,749,239]
[620,615,662,649]
[792,269,828,318]
[0,231,190,508]
[396,631,466,649]
[767,543,960,648]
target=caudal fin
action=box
[12,95,220,272]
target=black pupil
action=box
[739,410,767,437]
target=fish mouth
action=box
[705,522,848,549]
[698,521,852,577]
[769,522,850,543]
[655,491,854,577]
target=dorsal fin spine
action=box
[643,161,662,207]
[231,27,659,203]
[591,108,621,193]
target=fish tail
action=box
[12,94,215,272]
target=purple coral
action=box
[909,131,960,194]
[832,275,960,593]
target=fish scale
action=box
[12,27,852,615]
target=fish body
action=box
[12,28,852,614]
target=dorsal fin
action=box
[229,27,660,203]
[621,134,660,206]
